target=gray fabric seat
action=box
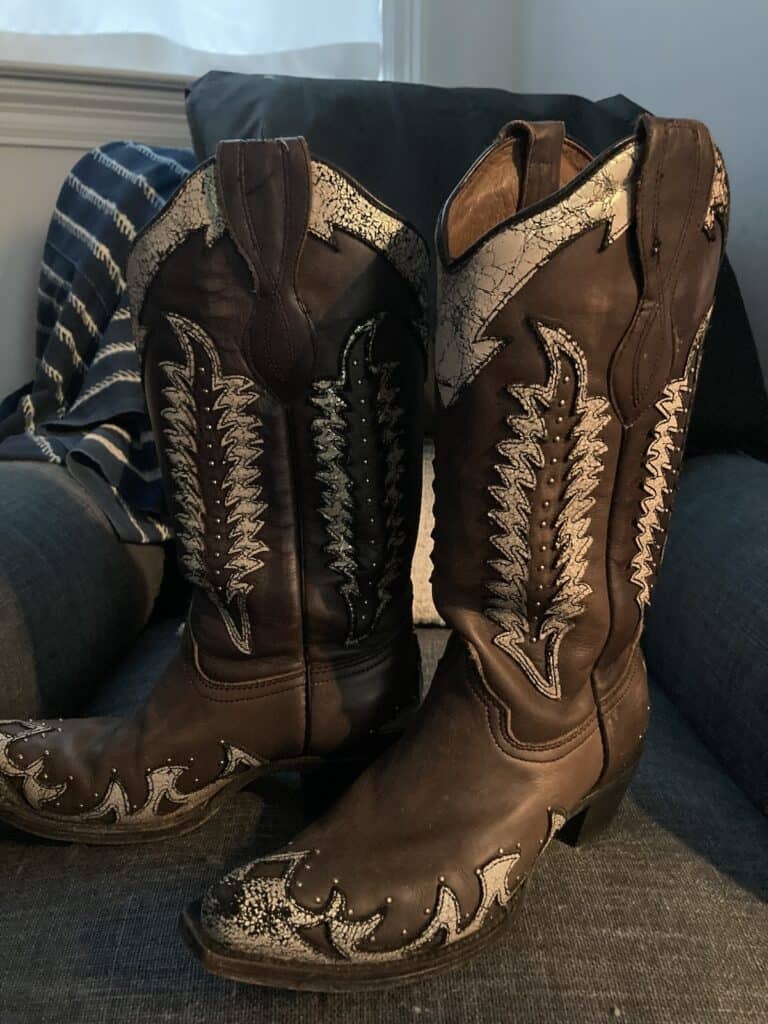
[644,453,768,813]
[2,627,766,1024]
[0,463,163,719]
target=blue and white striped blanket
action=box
[0,141,197,543]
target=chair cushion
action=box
[644,452,768,814]
[0,462,162,719]
[1,625,766,1023]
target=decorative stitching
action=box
[0,722,262,824]
[162,313,266,654]
[630,307,711,608]
[310,318,408,645]
[485,322,610,700]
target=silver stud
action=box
[543,501,551,508]
[550,457,558,465]
[385,896,393,904]
[556,415,564,423]
[348,909,354,917]
[424,907,431,915]
[315,897,322,904]
[563,376,571,384]
[547,476,556,485]
[189,756,195,763]
[68,775,74,782]
[314,848,320,855]
[558,399,566,407]
[499,847,505,854]
[538,563,546,571]
[296,881,302,888]
[333,878,339,885]
[537,583,545,591]
[194,777,200,784]
[44,749,50,756]
[539,545,547,552]
[554,435,561,442]
[539,520,547,528]
[42,773,48,780]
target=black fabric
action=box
[186,72,768,460]
[2,627,766,1023]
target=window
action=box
[0,1,385,80]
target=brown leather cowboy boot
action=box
[181,116,728,989]
[0,138,428,844]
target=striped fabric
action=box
[0,142,197,543]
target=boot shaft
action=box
[128,139,428,692]
[433,116,728,738]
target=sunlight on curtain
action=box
[0,0,383,78]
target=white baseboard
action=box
[0,62,191,150]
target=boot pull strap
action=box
[215,137,315,399]
[497,120,566,208]
[610,115,717,423]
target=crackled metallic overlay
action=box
[436,141,638,407]
[308,160,429,342]
[128,162,225,352]
[0,720,262,824]
[485,322,610,700]
[200,808,566,964]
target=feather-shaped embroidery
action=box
[630,308,711,607]
[311,317,408,644]
[161,313,267,653]
[485,322,610,699]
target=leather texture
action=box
[195,117,728,984]
[0,138,429,840]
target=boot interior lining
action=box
[444,139,593,261]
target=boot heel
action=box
[557,764,636,848]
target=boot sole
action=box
[178,754,640,991]
[0,754,362,846]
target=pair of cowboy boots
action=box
[1,115,727,991]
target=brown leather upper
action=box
[0,138,429,831]
[198,116,729,970]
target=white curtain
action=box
[0,1,383,79]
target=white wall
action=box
[0,66,189,394]
[420,0,768,372]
